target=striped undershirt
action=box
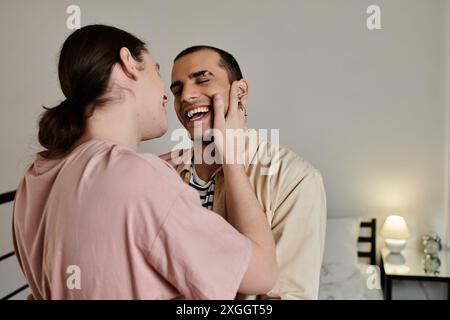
[189,165,216,210]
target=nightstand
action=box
[380,247,450,300]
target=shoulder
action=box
[88,143,188,199]
[256,140,323,183]
[159,149,192,173]
[158,150,177,168]
[122,148,184,184]
[261,144,326,217]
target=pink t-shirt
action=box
[12,139,251,299]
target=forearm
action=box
[211,87,277,293]
[222,164,274,249]
[222,164,278,293]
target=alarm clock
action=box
[422,232,442,255]
[422,254,441,274]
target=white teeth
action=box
[186,107,209,119]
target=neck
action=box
[77,101,140,152]
[194,162,221,182]
[193,141,221,181]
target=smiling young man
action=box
[161,46,327,300]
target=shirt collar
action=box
[176,129,263,176]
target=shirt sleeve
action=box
[147,188,252,300]
[265,168,327,300]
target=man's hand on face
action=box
[212,81,247,165]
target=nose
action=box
[163,94,168,103]
[180,84,200,106]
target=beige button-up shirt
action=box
[170,133,327,299]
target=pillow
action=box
[322,217,362,269]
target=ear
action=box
[237,79,249,105]
[119,47,140,80]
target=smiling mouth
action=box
[184,105,212,123]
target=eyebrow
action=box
[170,70,214,91]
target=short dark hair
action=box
[174,46,243,83]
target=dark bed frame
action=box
[0,190,29,300]
[357,219,377,266]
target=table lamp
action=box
[380,215,410,254]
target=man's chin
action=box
[187,124,214,142]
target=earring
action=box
[239,102,248,118]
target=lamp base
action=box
[386,252,406,265]
[385,238,406,254]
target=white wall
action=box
[445,0,450,249]
[1,0,449,299]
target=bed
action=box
[319,217,384,300]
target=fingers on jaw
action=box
[228,81,240,113]
[213,94,224,108]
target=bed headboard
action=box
[357,219,376,265]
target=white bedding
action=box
[319,263,383,300]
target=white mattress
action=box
[319,263,383,300]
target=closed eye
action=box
[171,77,210,97]
[197,79,210,85]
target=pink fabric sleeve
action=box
[147,188,251,300]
